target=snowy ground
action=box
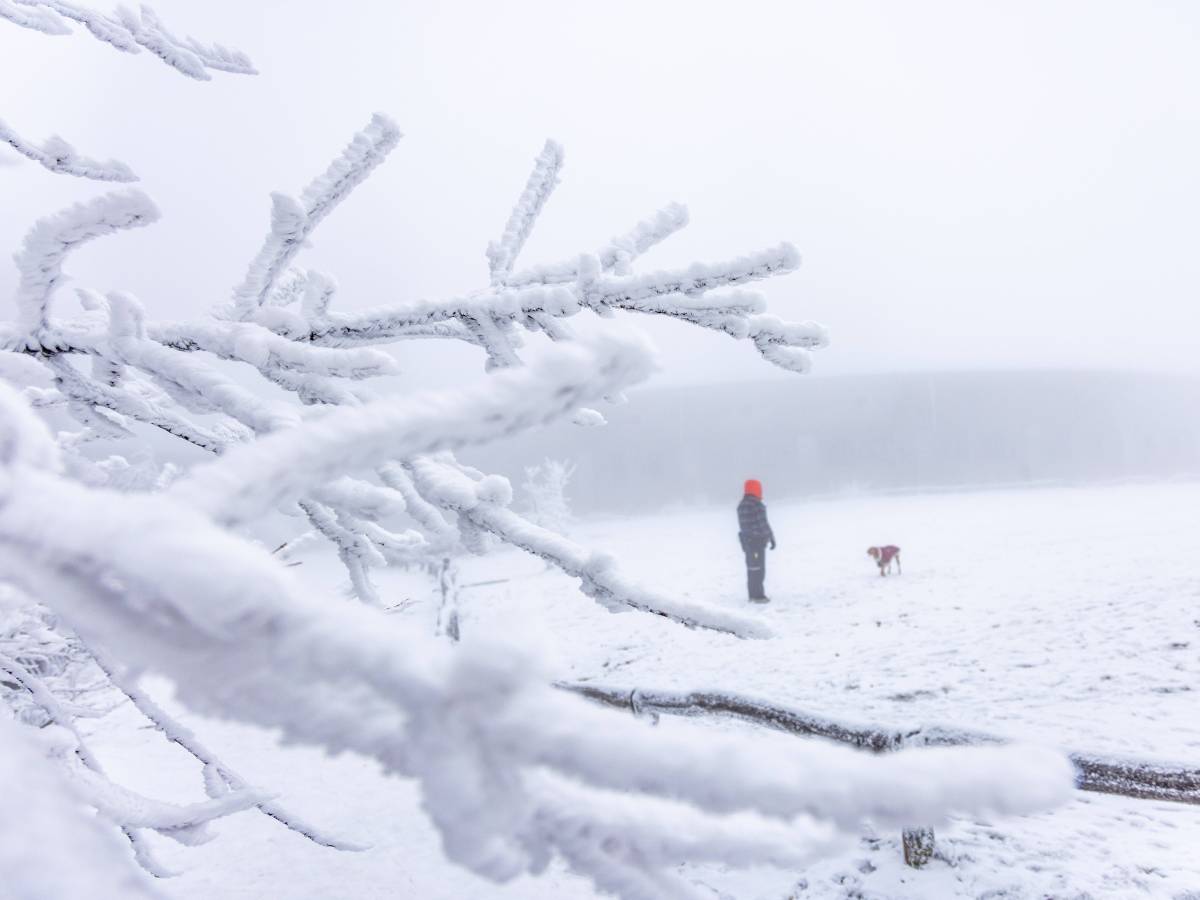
[89,480,1200,899]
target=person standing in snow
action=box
[737,479,776,603]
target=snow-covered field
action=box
[92,480,1200,899]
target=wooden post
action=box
[436,557,460,642]
[902,827,935,868]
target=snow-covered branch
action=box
[1,1,256,80]
[487,139,564,284]
[65,759,266,833]
[579,242,801,307]
[0,643,259,874]
[306,283,580,346]
[8,190,159,347]
[209,127,827,374]
[0,715,157,898]
[0,0,70,34]
[0,117,136,181]
[507,202,690,287]
[302,234,823,373]
[126,4,256,77]
[229,114,401,320]
[44,354,239,452]
[148,317,397,380]
[298,498,384,605]
[378,461,458,546]
[88,644,365,850]
[104,293,301,434]
[171,334,654,528]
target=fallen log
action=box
[561,683,1200,807]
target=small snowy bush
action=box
[0,5,1073,898]
[522,457,578,535]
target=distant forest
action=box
[466,370,1200,514]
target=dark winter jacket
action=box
[737,494,775,549]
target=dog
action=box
[867,545,901,576]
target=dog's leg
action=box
[896,556,902,575]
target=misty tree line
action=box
[473,369,1200,514]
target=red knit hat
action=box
[744,479,762,499]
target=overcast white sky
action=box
[2,0,1197,388]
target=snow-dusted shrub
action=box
[522,457,578,535]
[0,7,1074,898]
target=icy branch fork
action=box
[294,137,829,377]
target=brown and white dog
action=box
[867,545,901,576]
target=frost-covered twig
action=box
[126,5,256,77]
[0,648,258,873]
[303,240,824,372]
[44,355,239,452]
[486,139,564,284]
[66,761,266,833]
[0,117,136,181]
[507,202,690,287]
[1,1,256,80]
[579,243,801,307]
[170,334,654,527]
[105,293,300,434]
[148,318,397,380]
[305,283,580,347]
[0,0,69,34]
[298,499,383,605]
[89,645,366,850]
[229,114,401,320]
[217,127,824,374]
[378,461,458,547]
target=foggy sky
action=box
[2,0,1197,389]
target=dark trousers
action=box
[743,543,767,599]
